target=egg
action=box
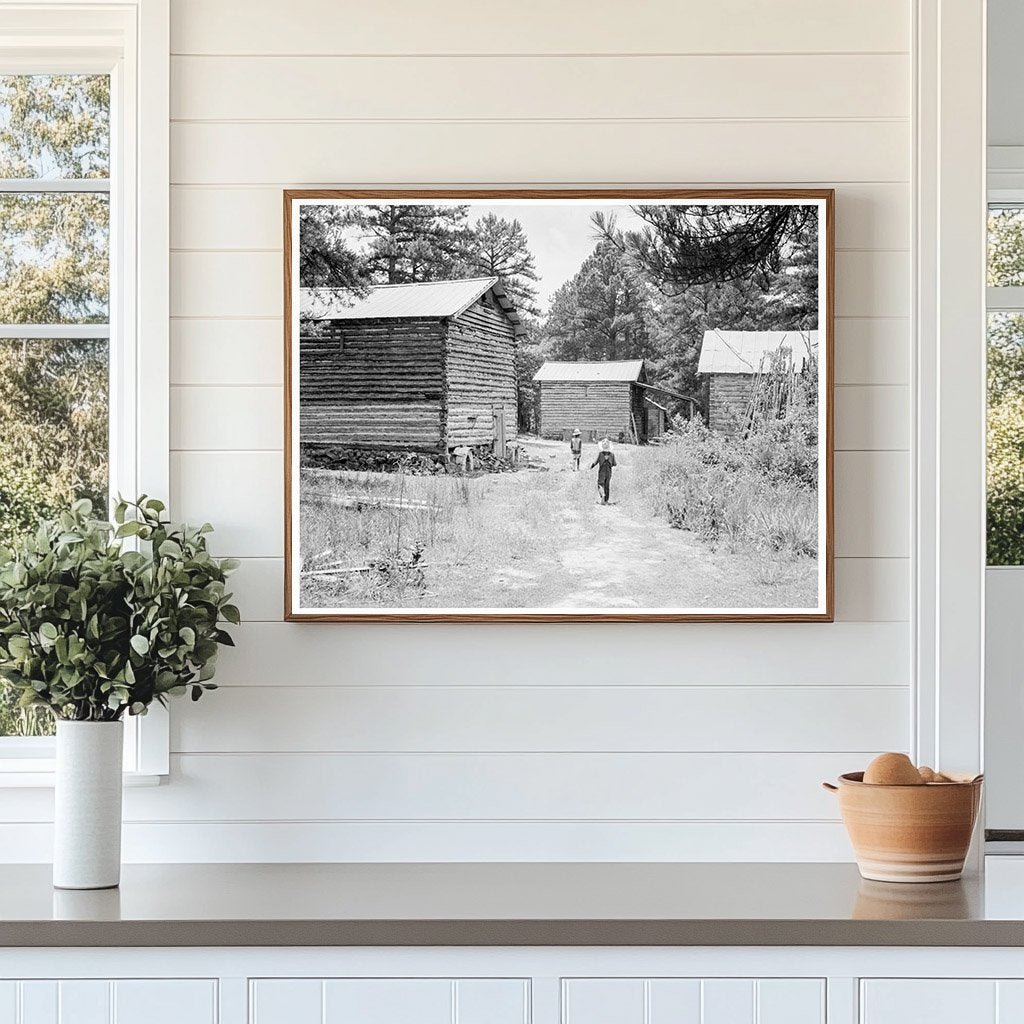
[863,752,925,786]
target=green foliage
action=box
[463,213,540,315]
[632,414,818,558]
[0,497,238,723]
[986,210,1024,564]
[988,393,1024,565]
[989,209,1024,287]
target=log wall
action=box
[537,381,635,440]
[444,299,518,449]
[708,373,754,438]
[298,317,444,449]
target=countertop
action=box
[5,861,1024,947]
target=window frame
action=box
[0,0,169,783]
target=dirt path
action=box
[481,440,817,611]
[300,440,818,611]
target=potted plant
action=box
[0,497,239,889]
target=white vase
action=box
[53,720,124,890]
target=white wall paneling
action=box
[169,0,909,55]
[0,0,918,862]
[171,55,909,122]
[171,122,908,186]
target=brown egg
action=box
[863,752,925,786]
[918,766,938,783]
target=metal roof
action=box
[533,360,645,383]
[697,330,818,376]
[300,277,522,333]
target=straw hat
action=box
[572,428,581,436]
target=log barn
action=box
[532,360,698,442]
[299,276,521,455]
[697,329,818,437]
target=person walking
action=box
[569,428,583,471]
[590,438,617,504]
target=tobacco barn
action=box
[532,359,699,443]
[299,276,522,455]
[698,329,818,437]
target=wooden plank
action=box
[171,683,910,754]
[171,385,282,451]
[834,451,909,557]
[171,451,283,558]
[834,384,909,451]
[170,0,910,55]
[171,54,909,121]
[835,250,910,318]
[834,318,909,385]
[206,621,908,688]
[171,319,282,386]
[171,120,909,186]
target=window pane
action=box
[0,192,109,323]
[988,312,1024,565]
[989,207,1024,288]
[0,337,108,739]
[0,75,109,179]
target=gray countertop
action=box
[4,861,1024,947]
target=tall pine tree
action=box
[464,214,540,315]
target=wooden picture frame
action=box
[284,189,834,622]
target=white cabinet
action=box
[861,980,1024,1024]
[249,978,529,1024]
[0,980,217,1024]
[562,978,825,1024]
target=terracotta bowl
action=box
[823,772,983,883]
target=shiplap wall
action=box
[4,0,914,861]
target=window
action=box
[0,4,169,777]
[987,206,1024,565]
[0,75,111,739]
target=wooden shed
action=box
[697,329,818,437]
[299,276,522,455]
[532,360,699,443]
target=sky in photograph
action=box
[466,204,647,314]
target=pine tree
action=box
[298,206,369,292]
[543,241,654,362]
[465,214,540,314]
[346,204,471,283]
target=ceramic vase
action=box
[53,720,124,889]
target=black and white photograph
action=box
[285,190,833,621]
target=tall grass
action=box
[628,413,818,558]
[299,466,573,608]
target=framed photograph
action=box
[284,189,834,622]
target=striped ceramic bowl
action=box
[823,772,983,883]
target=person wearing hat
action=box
[569,428,583,471]
[590,438,617,504]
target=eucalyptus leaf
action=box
[0,497,237,722]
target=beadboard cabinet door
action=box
[249,978,529,1024]
[0,980,217,1024]
[561,978,825,1024]
[861,980,1024,1023]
